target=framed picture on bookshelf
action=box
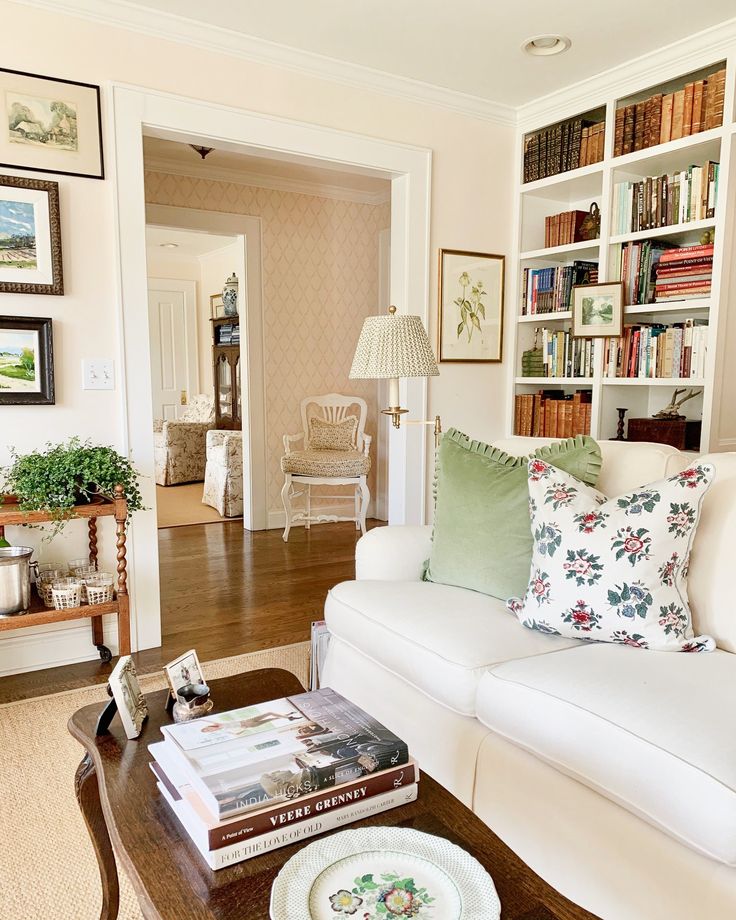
[0,315,54,405]
[210,293,225,318]
[438,248,504,362]
[572,282,624,338]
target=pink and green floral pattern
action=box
[508,459,716,653]
[329,872,436,917]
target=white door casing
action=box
[147,279,199,419]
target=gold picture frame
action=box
[438,248,504,363]
[572,281,624,338]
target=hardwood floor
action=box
[0,520,381,703]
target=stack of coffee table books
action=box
[149,687,418,869]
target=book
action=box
[159,687,409,820]
[309,620,331,691]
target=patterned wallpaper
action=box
[144,170,390,518]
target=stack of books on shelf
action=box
[653,243,713,302]
[611,160,719,234]
[619,240,675,305]
[514,390,592,437]
[217,323,238,345]
[523,115,605,182]
[149,687,418,869]
[521,327,596,378]
[521,261,598,315]
[613,66,726,156]
[544,210,595,247]
[602,319,708,379]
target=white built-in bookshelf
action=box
[508,55,736,452]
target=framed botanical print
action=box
[0,175,63,295]
[438,248,504,362]
[572,281,624,338]
[0,68,104,179]
[0,315,55,405]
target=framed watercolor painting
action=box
[572,281,624,338]
[0,316,55,406]
[0,68,104,179]
[0,175,63,295]
[438,248,504,362]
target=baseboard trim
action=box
[0,616,121,677]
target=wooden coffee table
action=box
[69,668,599,920]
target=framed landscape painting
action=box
[438,249,504,362]
[0,68,104,179]
[573,281,624,338]
[0,316,54,405]
[0,175,63,295]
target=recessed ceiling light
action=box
[522,35,571,56]
[160,242,179,249]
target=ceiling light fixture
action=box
[522,34,571,56]
[189,144,214,159]
[160,242,179,249]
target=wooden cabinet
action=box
[211,316,241,430]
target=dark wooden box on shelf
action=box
[211,315,241,430]
[627,417,702,451]
[0,485,130,662]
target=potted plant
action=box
[2,438,143,535]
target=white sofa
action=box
[322,438,736,920]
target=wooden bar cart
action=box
[0,485,130,662]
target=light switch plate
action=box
[82,359,115,390]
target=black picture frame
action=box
[0,175,63,295]
[0,67,104,180]
[0,315,55,405]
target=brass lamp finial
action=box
[388,305,397,315]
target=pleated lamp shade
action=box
[349,310,439,380]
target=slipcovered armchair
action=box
[153,394,216,486]
[203,430,243,518]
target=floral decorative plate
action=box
[269,827,500,920]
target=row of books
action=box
[653,243,713,302]
[611,161,719,235]
[544,210,594,248]
[613,67,726,156]
[523,116,605,183]
[150,687,416,869]
[602,320,708,379]
[520,328,597,379]
[520,261,598,315]
[514,390,592,438]
[216,323,240,345]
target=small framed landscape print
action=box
[164,649,206,704]
[573,281,624,338]
[0,68,104,179]
[0,316,54,405]
[0,175,63,295]
[210,293,225,318]
[438,248,504,362]
[109,655,148,740]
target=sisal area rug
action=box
[0,641,309,920]
[155,483,243,528]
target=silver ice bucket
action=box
[0,546,34,616]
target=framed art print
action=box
[438,248,504,362]
[0,175,63,295]
[210,293,225,318]
[164,648,206,704]
[0,316,54,405]
[0,68,104,179]
[573,281,624,338]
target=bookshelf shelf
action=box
[610,127,722,171]
[520,240,600,260]
[624,299,710,315]
[518,311,572,323]
[515,377,594,386]
[521,164,604,195]
[610,218,716,245]
[601,377,706,387]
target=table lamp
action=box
[350,305,442,445]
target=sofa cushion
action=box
[476,643,736,864]
[325,580,581,717]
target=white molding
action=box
[8,0,515,126]
[144,157,391,206]
[0,618,119,677]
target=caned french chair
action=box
[280,394,371,542]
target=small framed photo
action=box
[573,282,624,338]
[0,316,54,405]
[0,175,63,295]
[210,293,225,318]
[438,248,504,362]
[109,655,148,740]
[0,68,104,179]
[164,649,205,703]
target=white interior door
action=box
[147,279,199,419]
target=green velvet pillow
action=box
[425,430,602,601]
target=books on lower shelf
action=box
[611,161,719,235]
[544,210,594,248]
[150,687,415,868]
[521,261,598,315]
[603,319,708,379]
[523,115,605,183]
[613,66,726,156]
[514,390,592,438]
[618,241,713,304]
[521,327,596,379]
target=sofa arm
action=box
[355,525,433,581]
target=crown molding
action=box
[8,0,516,126]
[517,16,736,130]
[144,156,391,205]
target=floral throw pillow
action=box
[308,415,358,451]
[507,459,715,652]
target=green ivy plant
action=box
[2,438,143,536]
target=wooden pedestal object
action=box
[627,417,702,451]
[0,486,131,661]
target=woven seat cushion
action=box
[281,449,370,477]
